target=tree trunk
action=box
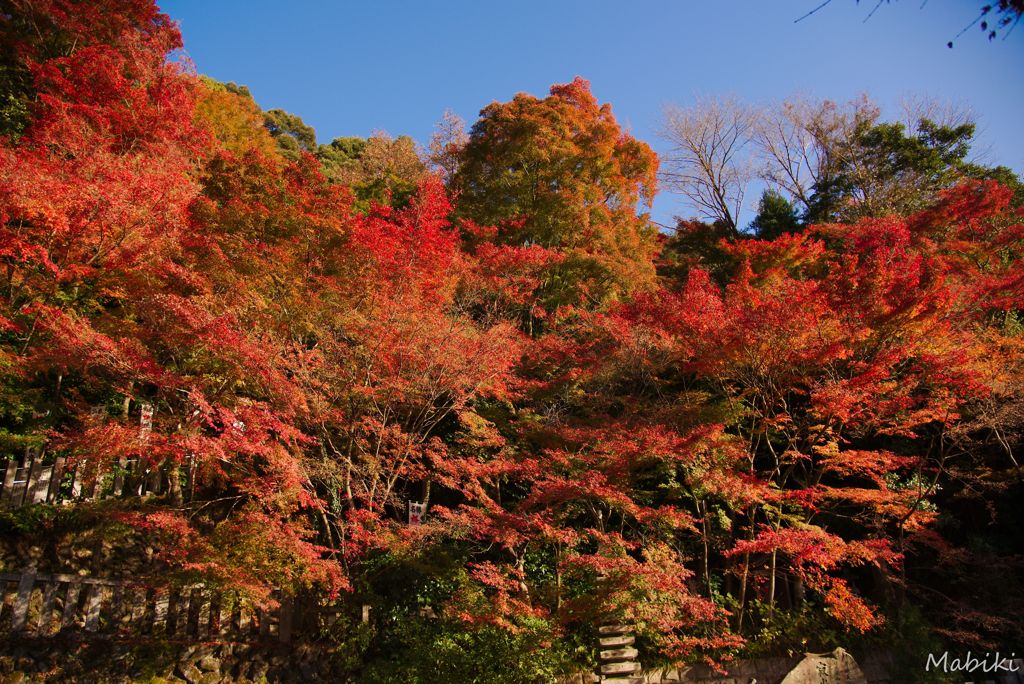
[555,543,563,617]
[422,478,432,510]
[168,462,183,507]
[737,550,750,632]
[699,499,712,597]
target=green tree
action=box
[317,135,367,173]
[805,117,1021,222]
[263,108,318,160]
[317,133,426,208]
[658,218,739,287]
[749,189,801,239]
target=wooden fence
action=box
[0,451,194,509]
[0,571,303,642]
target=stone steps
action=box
[600,660,642,676]
[596,624,640,682]
[598,634,634,648]
[599,647,638,662]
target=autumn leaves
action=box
[1,0,1023,667]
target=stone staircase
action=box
[597,624,642,683]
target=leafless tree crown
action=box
[660,97,759,234]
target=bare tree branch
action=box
[660,97,758,234]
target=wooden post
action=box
[11,456,29,508]
[188,586,203,637]
[166,587,181,635]
[26,456,45,504]
[153,590,169,635]
[62,581,82,630]
[209,592,223,636]
[1,459,17,508]
[258,606,270,638]
[48,456,66,504]
[139,588,154,633]
[11,571,35,631]
[84,583,104,631]
[177,586,192,637]
[70,461,84,499]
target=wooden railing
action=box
[0,571,305,642]
[0,452,192,509]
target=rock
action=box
[197,656,221,673]
[780,648,867,684]
[177,662,203,683]
[193,644,215,659]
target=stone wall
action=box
[0,634,354,683]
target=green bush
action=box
[0,503,59,535]
[360,614,576,684]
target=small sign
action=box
[408,501,426,526]
[140,403,154,437]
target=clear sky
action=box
[160,0,1023,228]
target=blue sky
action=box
[161,0,1023,227]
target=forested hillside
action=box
[1,1,1022,681]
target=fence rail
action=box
[0,571,306,643]
[0,452,192,509]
